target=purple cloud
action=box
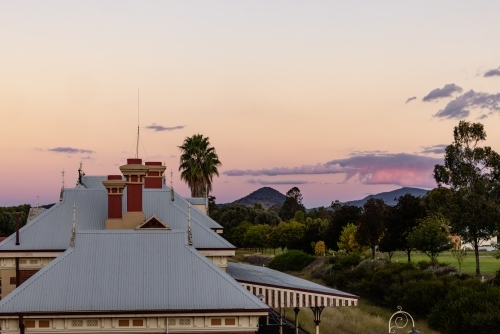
[326,153,441,188]
[421,144,447,155]
[477,114,488,120]
[225,153,441,188]
[48,147,94,154]
[484,67,500,77]
[145,123,185,132]
[423,84,463,102]
[405,96,417,104]
[223,163,356,177]
[81,155,95,160]
[433,90,500,119]
[247,179,311,185]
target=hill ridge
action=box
[225,186,429,209]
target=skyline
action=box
[1,1,500,207]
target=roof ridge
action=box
[169,197,231,247]
[76,230,186,235]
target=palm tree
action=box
[178,134,222,197]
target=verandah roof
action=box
[226,262,359,308]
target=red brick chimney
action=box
[144,162,166,189]
[102,175,126,219]
[104,158,149,229]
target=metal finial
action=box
[77,162,85,185]
[36,195,39,209]
[136,88,140,159]
[162,162,166,185]
[62,169,65,188]
[170,169,174,201]
[70,203,77,247]
[187,203,193,246]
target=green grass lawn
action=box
[235,248,500,275]
[390,250,500,275]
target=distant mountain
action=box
[230,187,286,208]
[224,186,429,210]
[343,187,429,207]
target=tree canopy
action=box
[178,134,221,197]
[279,187,306,221]
[433,120,500,275]
[379,194,426,262]
[356,198,389,259]
[408,215,453,261]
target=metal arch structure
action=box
[388,306,420,334]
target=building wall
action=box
[0,315,262,334]
[0,257,56,299]
[0,269,15,298]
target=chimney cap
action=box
[127,158,142,165]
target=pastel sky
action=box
[2,1,500,208]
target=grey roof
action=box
[81,175,108,189]
[0,189,107,251]
[226,262,358,298]
[26,207,47,223]
[140,189,230,249]
[0,231,269,315]
[0,185,228,251]
[186,197,207,205]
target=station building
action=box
[0,159,358,334]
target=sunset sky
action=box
[2,1,500,208]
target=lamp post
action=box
[388,306,420,334]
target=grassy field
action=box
[234,248,500,275]
[281,301,439,334]
[390,250,500,275]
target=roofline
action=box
[196,247,237,251]
[0,308,271,316]
[234,279,360,299]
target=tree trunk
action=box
[406,249,411,262]
[371,245,376,259]
[474,240,481,277]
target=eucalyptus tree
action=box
[178,134,222,197]
[434,120,500,276]
[356,198,390,259]
[379,194,427,262]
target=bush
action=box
[428,285,500,333]
[268,250,315,272]
[328,252,363,271]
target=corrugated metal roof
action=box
[226,262,358,298]
[186,197,207,205]
[0,189,107,251]
[0,185,229,251]
[0,231,268,314]
[81,176,108,189]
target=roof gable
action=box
[136,215,171,229]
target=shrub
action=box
[314,241,325,256]
[328,252,363,270]
[267,250,315,272]
[427,285,500,333]
[386,279,447,319]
